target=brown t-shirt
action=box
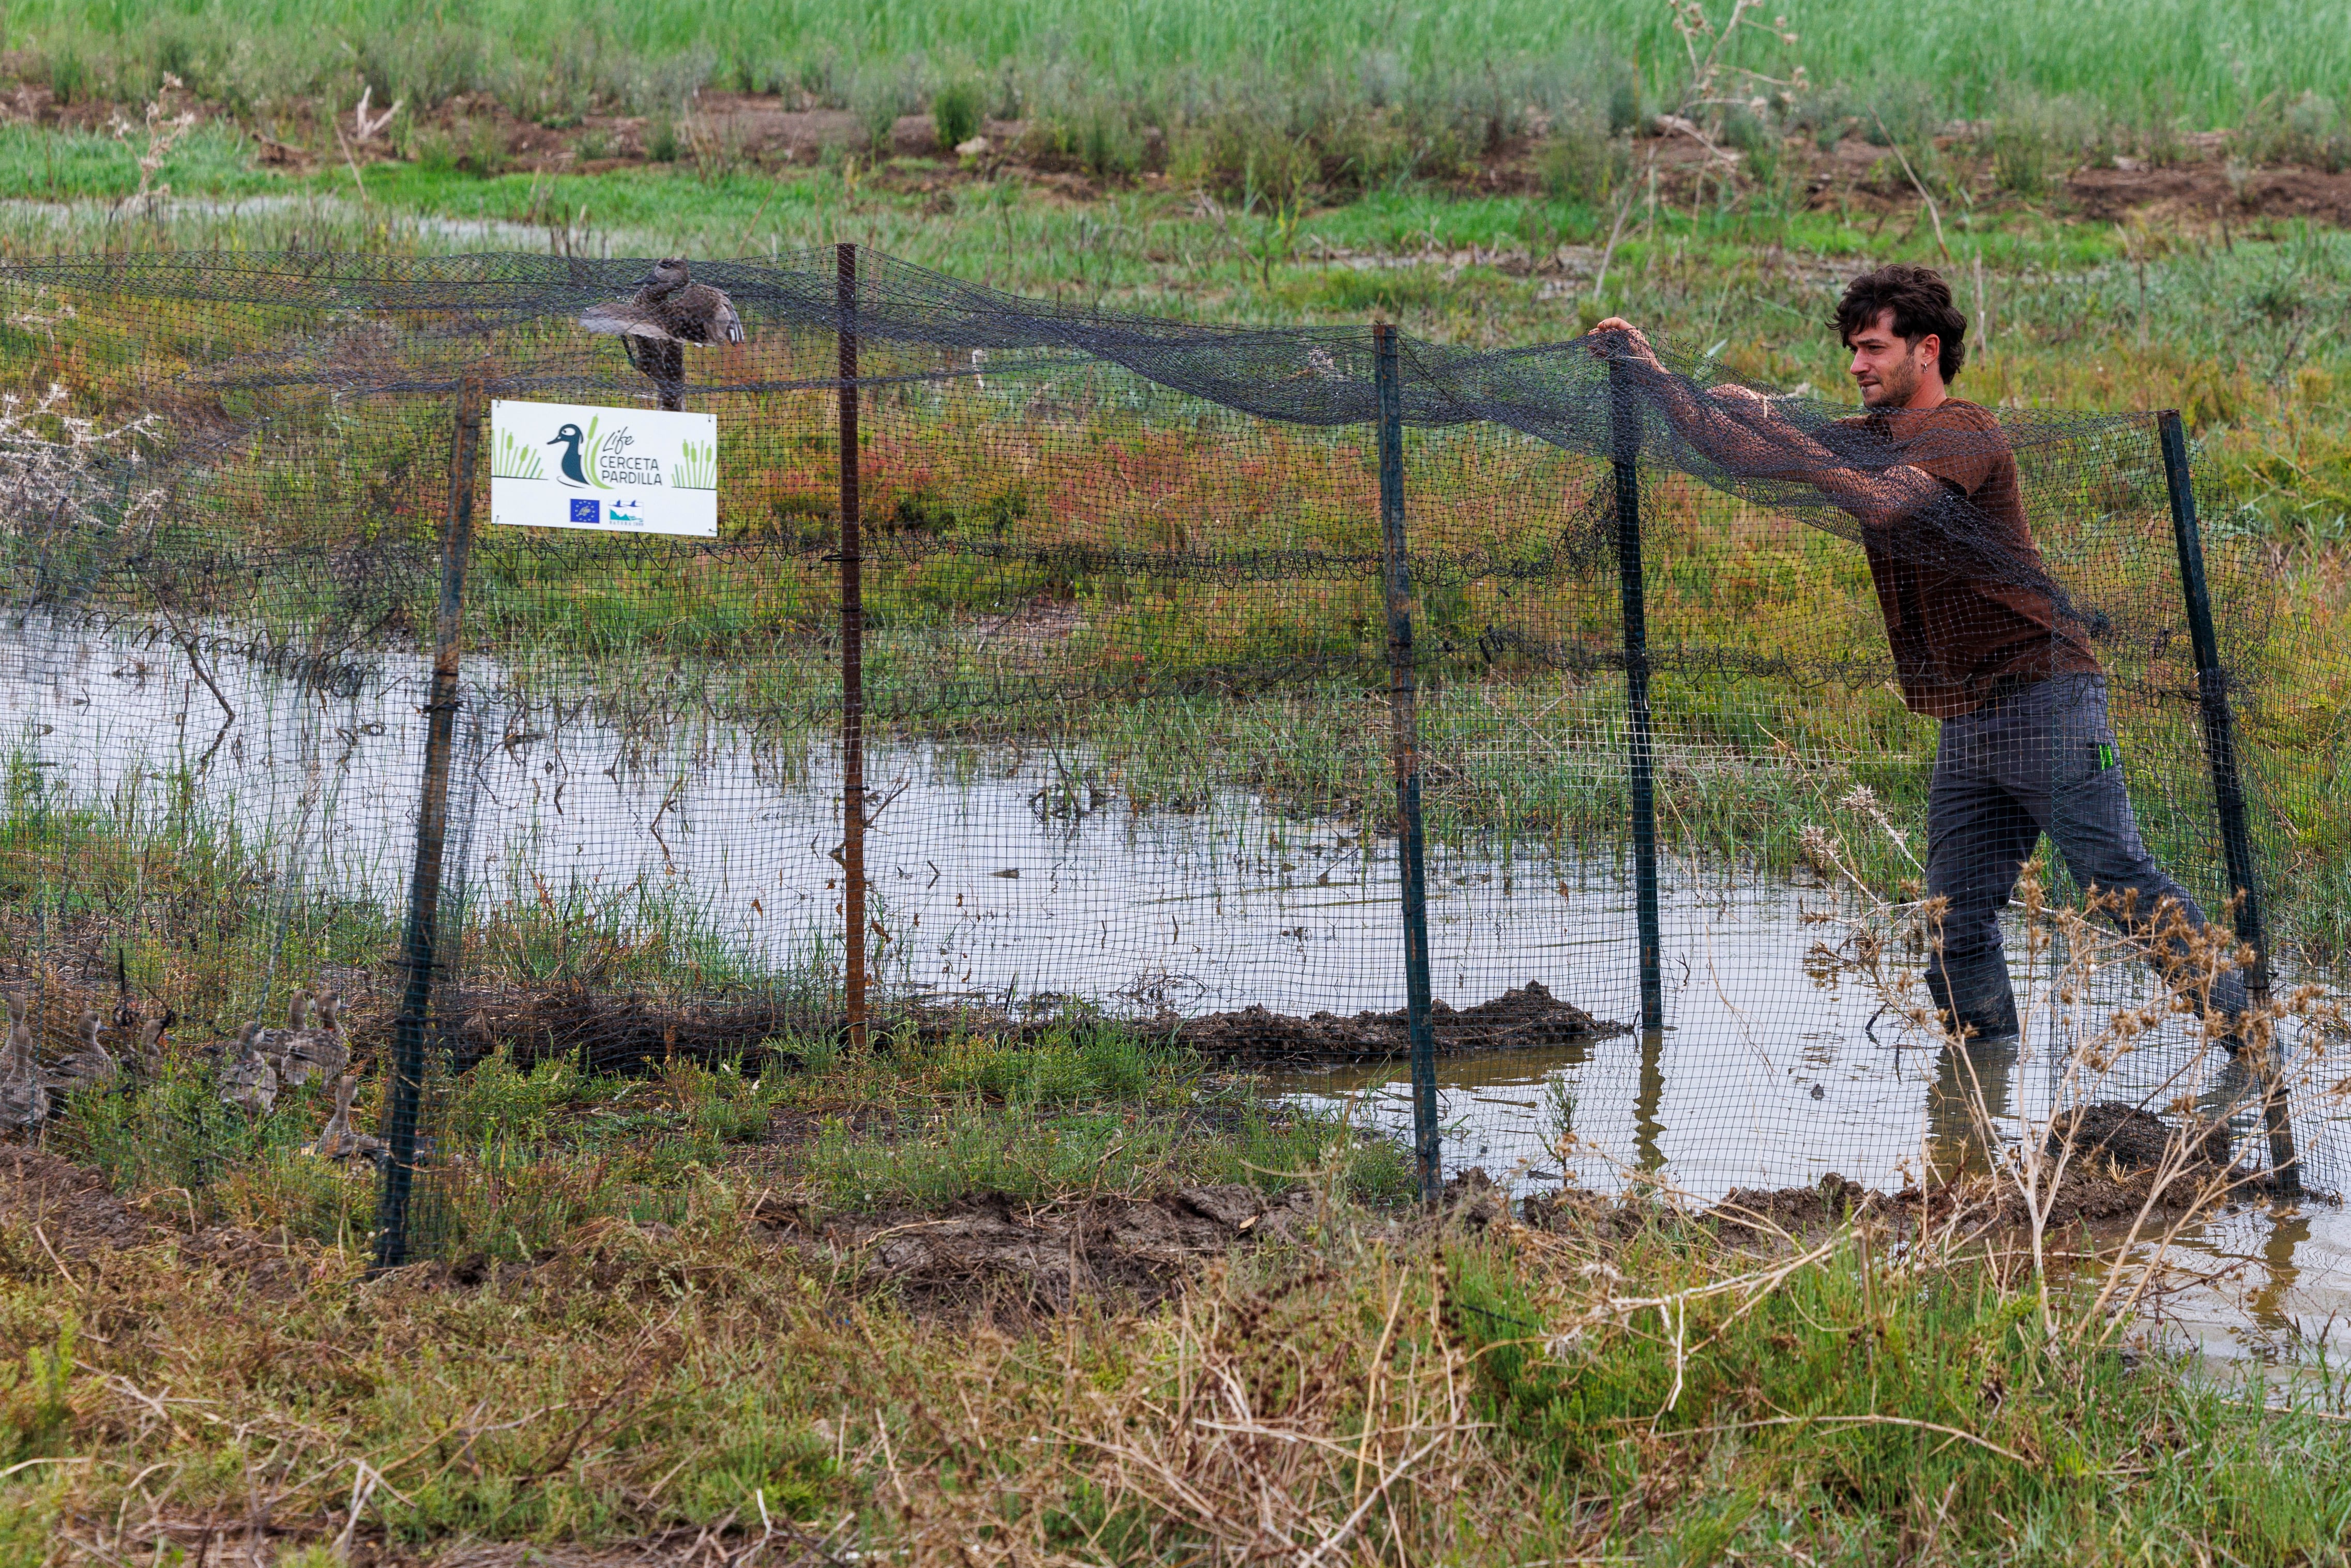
[1854,399,2098,718]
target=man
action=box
[1594,264,2246,1043]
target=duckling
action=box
[219,1027,278,1123]
[287,993,350,1086]
[312,1074,386,1166]
[0,993,45,1133]
[578,257,745,412]
[131,1006,173,1077]
[51,1010,118,1094]
[250,991,313,1077]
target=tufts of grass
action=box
[6,1164,2350,1561]
[0,122,267,201]
[5,0,2348,135]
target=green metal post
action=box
[1375,324,1440,1204]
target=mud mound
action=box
[786,1184,1316,1321]
[396,985,823,1073]
[2045,1101,2238,1175]
[1177,981,1625,1065]
[1713,1172,1876,1237]
[1710,1145,2266,1245]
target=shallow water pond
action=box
[7,618,2346,1352]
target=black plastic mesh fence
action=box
[1,246,2343,1261]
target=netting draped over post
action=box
[0,246,2341,1256]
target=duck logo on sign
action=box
[488,399,718,538]
[547,421,609,489]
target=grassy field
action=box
[9,1074,2351,1564]
[9,993,2351,1563]
[4,0,2350,138]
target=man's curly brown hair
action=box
[1832,264,1968,384]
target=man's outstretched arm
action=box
[1588,320,1946,531]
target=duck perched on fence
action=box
[578,258,745,412]
[0,993,45,1133]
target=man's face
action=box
[1845,310,1940,408]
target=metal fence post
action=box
[838,242,869,1052]
[1374,324,1441,1205]
[372,366,486,1271]
[2158,409,2297,1195]
[1609,360,1664,1031]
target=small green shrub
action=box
[1712,103,1781,187]
[1540,111,1631,206]
[850,69,907,155]
[1171,105,1313,201]
[933,79,984,151]
[1984,85,2100,195]
[355,22,484,111]
[0,1319,77,1466]
[410,116,511,176]
[43,42,92,105]
[645,113,681,163]
[1032,95,1148,180]
[450,1052,590,1142]
[2247,90,2351,174]
[1859,78,1943,149]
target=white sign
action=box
[488,400,718,537]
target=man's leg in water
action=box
[2039,673,2250,1023]
[1923,697,2043,1040]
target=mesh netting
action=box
[0,246,2341,1262]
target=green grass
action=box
[4,0,2346,131]
[6,1167,2350,1562]
[0,122,268,200]
[1448,1220,2351,1561]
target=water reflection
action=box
[1634,1029,1666,1173]
[5,617,2344,1354]
[1925,1037,2018,1181]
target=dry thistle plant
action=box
[110,73,199,213]
[1793,784,2349,1344]
[0,384,161,538]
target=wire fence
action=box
[0,246,2342,1265]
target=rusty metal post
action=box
[373,367,486,1271]
[1374,324,1440,1205]
[2159,409,2296,1195]
[838,242,868,1051]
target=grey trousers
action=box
[1924,672,2247,1038]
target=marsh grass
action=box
[6,1153,2351,1562]
[7,0,2350,143]
[365,1016,1413,1260]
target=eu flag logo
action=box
[570,499,600,524]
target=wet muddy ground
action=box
[7,619,2347,1353]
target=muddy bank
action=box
[1687,1103,2272,1242]
[759,1183,1320,1323]
[417,976,1627,1075]
[1175,981,1626,1066]
[409,984,825,1073]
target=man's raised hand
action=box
[1590,318,1778,416]
[1589,317,1661,368]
